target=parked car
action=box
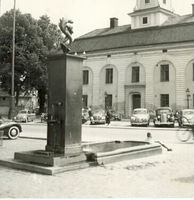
[14,109,36,122]
[41,113,48,123]
[82,108,89,124]
[153,107,175,127]
[0,119,22,139]
[110,110,121,121]
[130,108,150,126]
[179,109,194,127]
[90,109,106,125]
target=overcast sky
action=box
[0,0,194,38]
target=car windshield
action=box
[182,110,194,115]
[133,110,147,114]
[157,109,171,114]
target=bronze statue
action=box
[59,18,74,53]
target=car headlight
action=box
[131,117,135,121]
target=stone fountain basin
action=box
[82,140,162,165]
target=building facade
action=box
[72,0,194,117]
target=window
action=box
[145,0,150,3]
[82,95,88,108]
[83,70,89,85]
[142,17,148,24]
[105,94,112,109]
[193,94,194,109]
[163,0,166,4]
[160,64,169,82]
[160,94,169,107]
[193,63,194,81]
[106,68,113,84]
[132,66,140,83]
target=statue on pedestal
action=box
[59,18,74,53]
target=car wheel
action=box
[7,126,20,139]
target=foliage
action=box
[0,10,63,112]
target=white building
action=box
[71,0,194,117]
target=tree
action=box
[0,10,63,114]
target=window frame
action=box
[82,95,88,108]
[83,70,89,85]
[160,94,169,107]
[105,68,113,84]
[132,66,140,83]
[105,94,112,109]
[160,64,169,82]
[145,0,150,3]
[142,17,148,24]
[193,63,194,81]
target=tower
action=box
[129,0,177,29]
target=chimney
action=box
[110,17,118,28]
[192,4,194,16]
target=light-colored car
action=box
[14,109,36,122]
[154,107,175,127]
[179,109,194,127]
[130,108,150,126]
[91,109,106,125]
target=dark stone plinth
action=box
[14,150,87,167]
[46,54,85,156]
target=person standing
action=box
[88,107,94,125]
[105,110,111,125]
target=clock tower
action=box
[129,0,177,29]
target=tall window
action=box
[163,0,166,4]
[193,94,194,109]
[160,64,169,82]
[83,70,89,85]
[142,17,148,24]
[145,0,150,3]
[82,95,88,108]
[193,63,194,81]
[132,66,140,83]
[105,94,112,109]
[160,94,169,107]
[106,68,113,84]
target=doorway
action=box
[132,94,141,110]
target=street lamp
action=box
[9,0,16,119]
[186,88,191,109]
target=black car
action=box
[0,120,22,139]
[153,107,175,127]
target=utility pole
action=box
[9,0,16,119]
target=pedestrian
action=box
[105,110,111,125]
[88,107,94,125]
[145,132,172,151]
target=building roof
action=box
[70,14,194,53]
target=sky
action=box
[0,0,194,38]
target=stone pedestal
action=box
[45,53,84,156]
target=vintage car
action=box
[14,109,36,122]
[82,108,89,124]
[109,110,121,121]
[90,109,106,125]
[153,107,175,127]
[179,109,194,127]
[0,119,22,139]
[130,108,150,126]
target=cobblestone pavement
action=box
[0,138,194,198]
